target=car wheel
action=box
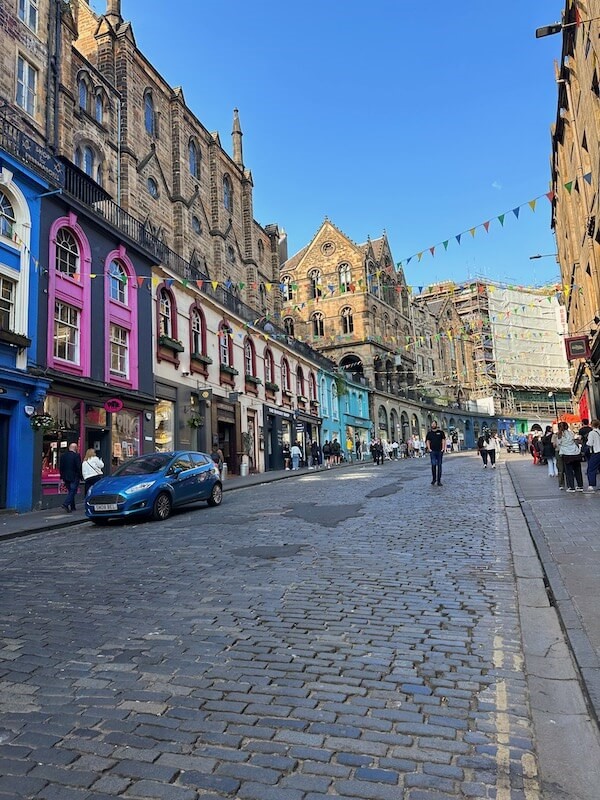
[152,492,172,520]
[207,482,223,507]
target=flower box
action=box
[220,363,239,376]
[191,352,213,365]
[282,388,293,398]
[245,374,262,385]
[265,381,279,392]
[0,329,31,349]
[297,395,308,404]
[159,335,184,353]
[310,398,320,406]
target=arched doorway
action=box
[390,409,399,441]
[378,405,389,440]
[401,411,409,442]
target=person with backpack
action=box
[323,440,332,469]
[477,430,490,468]
[541,426,557,477]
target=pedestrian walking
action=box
[486,430,500,469]
[310,439,321,469]
[556,422,584,492]
[82,448,104,495]
[210,446,224,478]
[392,440,399,460]
[323,440,332,468]
[425,421,446,486]
[282,442,291,471]
[290,441,302,470]
[331,438,341,465]
[355,438,362,461]
[584,419,600,491]
[60,443,82,512]
[477,430,490,468]
[541,426,557,478]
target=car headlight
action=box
[123,481,156,495]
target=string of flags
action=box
[395,177,591,269]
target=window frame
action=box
[281,358,291,392]
[53,300,80,364]
[18,0,38,30]
[312,311,324,338]
[109,322,129,378]
[190,304,207,357]
[16,53,37,117]
[55,227,80,279]
[223,174,233,212]
[244,337,256,377]
[189,139,200,179]
[0,275,16,331]
[108,259,127,305]
[0,190,16,239]
[339,262,352,291]
[341,306,354,334]
[218,320,234,367]
[309,269,322,300]
[144,90,156,136]
[283,316,295,337]
[264,347,274,385]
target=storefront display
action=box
[111,409,141,468]
[155,400,175,452]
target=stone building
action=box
[547,0,600,419]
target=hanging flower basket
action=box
[187,416,205,429]
[30,413,55,431]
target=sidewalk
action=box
[506,454,600,725]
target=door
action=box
[0,414,8,508]
[86,429,109,476]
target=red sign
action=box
[564,335,591,361]
[104,398,124,413]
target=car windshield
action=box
[113,454,173,477]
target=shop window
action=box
[155,400,175,453]
[112,409,141,467]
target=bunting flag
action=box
[396,182,583,269]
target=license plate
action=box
[94,503,118,512]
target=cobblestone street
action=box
[0,455,547,799]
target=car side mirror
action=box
[171,467,182,479]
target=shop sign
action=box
[564,335,591,361]
[104,397,124,413]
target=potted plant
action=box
[245,374,262,385]
[220,363,239,376]
[265,381,279,392]
[187,416,204,429]
[30,413,55,431]
[159,334,185,352]
[191,352,213,365]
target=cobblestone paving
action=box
[0,455,541,798]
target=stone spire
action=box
[232,108,243,168]
[105,0,122,27]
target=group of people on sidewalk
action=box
[58,444,105,512]
[539,418,600,492]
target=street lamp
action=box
[548,391,559,422]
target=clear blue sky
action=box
[116,0,564,290]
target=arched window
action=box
[223,174,233,212]
[281,358,290,392]
[227,245,235,264]
[296,366,305,396]
[95,93,103,123]
[0,191,16,238]
[281,275,294,302]
[331,381,339,420]
[339,262,351,291]
[320,377,328,415]
[191,215,202,235]
[83,146,94,177]
[283,316,295,337]
[309,269,322,299]
[257,240,264,263]
[158,288,173,338]
[312,311,324,338]
[78,79,88,112]
[341,306,354,334]
[190,306,206,356]
[219,321,233,366]
[264,347,275,385]
[383,314,390,340]
[144,91,156,136]
[244,337,256,377]
[55,228,79,277]
[368,261,379,296]
[189,139,200,178]
[309,373,317,401]
[109,259,127,304]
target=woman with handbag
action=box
[556,422,584,492]
[82,448,105,495]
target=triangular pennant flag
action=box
[546,191,555,202]
[456,234,462,245]
[443,240,449,250]
[429,246,435,257]
[182,279,188,288]
[469,228,476,238]
[529,199,537,212]
[196,279,204,288]
[565,181,573,193]
[407,257,412,265]
[498,214,505,226]
[584,172,592,184]
[417,252,423,261]
[137,276,145,287]
[165,279,175,288]
[212,281,219,290]
[512,207,520,219]
[418,285,423,293]
[483,221,490,233]
[73,273,81,282]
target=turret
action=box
[105,0,122,27]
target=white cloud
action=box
[492,181,502,190]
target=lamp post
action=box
[548,391,559,423]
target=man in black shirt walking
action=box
[425,421,446,486]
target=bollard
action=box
[221,464,228,481]
[240,462,249,477]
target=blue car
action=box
[85,450,222,524]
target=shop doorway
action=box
[217,421,236,473]
[86,429,110,476]
[0,414,8,508]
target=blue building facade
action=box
[0,150,51,511]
